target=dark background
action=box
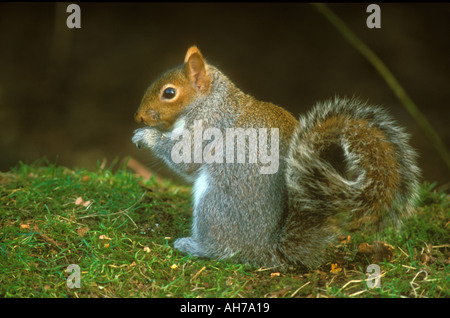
[1,3,449,186]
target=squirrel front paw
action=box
[174,237,206,257]
[132,127,159,149]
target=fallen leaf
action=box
[419,243,449,265]
[330,263,342,274]
[81,175,90,182]
[339,235,351,244]
[358,242,374,254]
[99,235,112,240]
[143,246,151,253]
[75,197,91,207]
[421,253,432,264]
[20,223,30,229]
[358,241,394,262]
[270,272,281,278]
[76,227,89,237]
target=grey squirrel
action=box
[132,46,420,268]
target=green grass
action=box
[0,159,448,298]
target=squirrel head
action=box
[134,46,211,130]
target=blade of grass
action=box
[312,3,450,172]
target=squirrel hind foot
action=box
[174,237,204,257]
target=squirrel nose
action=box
[135,110,160,124]
[134,112,142,123]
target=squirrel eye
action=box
[162,87,177,100]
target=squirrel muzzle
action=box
[135,109,161,126]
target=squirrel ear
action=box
[185,46,210,92]
[184,46,202,63]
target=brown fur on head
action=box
[134,46,210,130]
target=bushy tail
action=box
[277,97,420,268]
